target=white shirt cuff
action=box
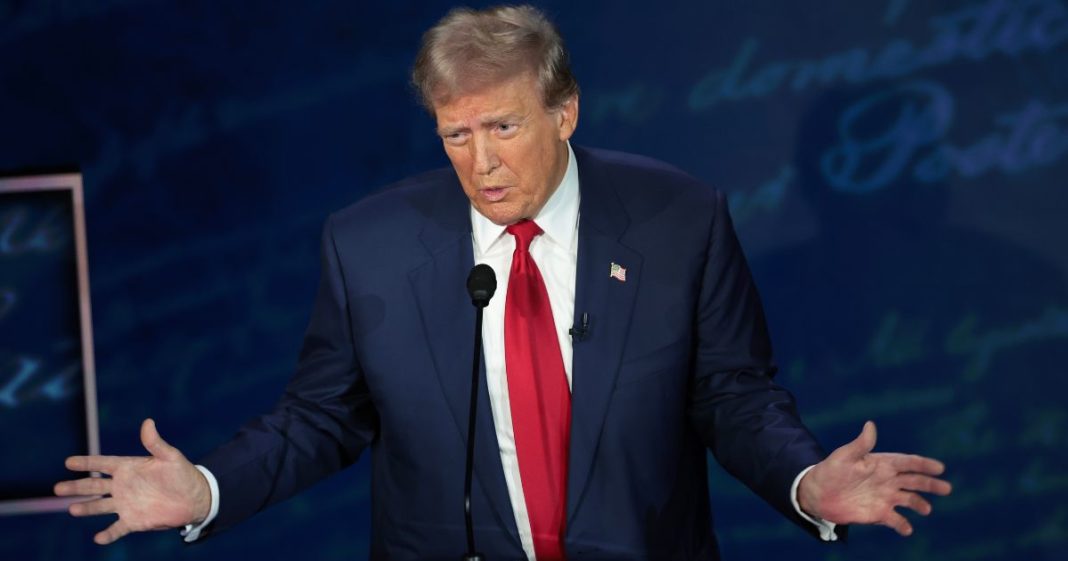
[180,465,220,543]
[791,464,838,541]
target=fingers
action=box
[838,420,878,461]
[883,491,935,536]
[879,492,935,538]
[883,510,914,536]
[889,453,946,476]
[54,477,111,497]
[140,418,181,462]
[65,455,122,475]
[68,497,115,517]
[859,420,877,453]
[898,473,953,496]
[896,491,933,516]
[95,519,131,545]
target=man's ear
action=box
[556,95,579,141]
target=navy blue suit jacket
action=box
[199,146,829,559]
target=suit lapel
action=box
[407,182,522,550]
[567,149,643,522]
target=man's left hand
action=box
[797,420,953,536]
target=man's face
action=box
[434,74,579,226]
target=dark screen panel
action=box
[0,188,89,501]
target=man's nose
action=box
[472,135,500,175]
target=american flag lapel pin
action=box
[609,262,627,282]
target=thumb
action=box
[845,420,877,460]
[140,418,182,462]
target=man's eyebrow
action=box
[480,112,524,126]
[436,112,526,135]
[436,125,463,136]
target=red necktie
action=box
[504,219,571,560]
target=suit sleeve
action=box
[685,191,839,540]
[194,214,378,537]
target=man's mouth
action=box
[480,186,510,202]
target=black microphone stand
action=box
[462,302,486,561]
[463,264,496,561]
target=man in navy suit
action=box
[56,5,951,559]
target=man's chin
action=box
[472,202,525,226]
[488,214,522,226]
[484,212,524,227]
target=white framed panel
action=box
[0,172,100,515]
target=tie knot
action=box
[506,219,543,252]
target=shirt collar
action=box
[471,141,580,255]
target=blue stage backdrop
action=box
[1,1,1065,559]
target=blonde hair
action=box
[411,5,579,113]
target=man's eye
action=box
[497,123,518,135]
[443,132,467,145]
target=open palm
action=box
[798,421,953,536]
[54,419,211,545]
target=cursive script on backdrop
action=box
[822,81,1068,193]
[690,0,1068,109]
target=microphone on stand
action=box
[462,264,496,561]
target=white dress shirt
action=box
[185,141,835,550]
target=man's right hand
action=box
[54,418,212,545]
